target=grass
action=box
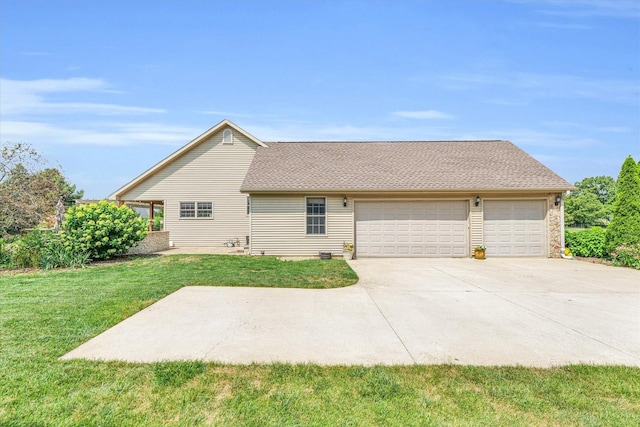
[1,255,639,426]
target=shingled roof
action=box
[240,140,573,193]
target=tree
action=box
[564,175,616,227]
[0,143,84,235]
[573,176,617,205]
[37,168,84,206]
[564,192,609,227]
[605,156,640,252]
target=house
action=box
[110,120,574,258]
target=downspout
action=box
[559,192,573,259]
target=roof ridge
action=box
[265,140,510,144]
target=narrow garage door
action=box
[483,200,546,257]
[356,201,468,257]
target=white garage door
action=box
[483,200,547,257]
[355,201,468,257]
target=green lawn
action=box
[1,255,638,426]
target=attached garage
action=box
[483,200,547,257]
[355,201,468,257]
[242,138,573,258]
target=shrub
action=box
[40,233,90,270]
[62,201,148,260]
[11,229,47,268]
[0,238,15,267]
[565,228,607,258]
[611,244,640,270]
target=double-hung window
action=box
[306,197,326,235]
[180,202,196,218]
[180,202,213,219]
[196,202,212,218]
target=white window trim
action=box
[305,196,327,236]
[179,201,214,219]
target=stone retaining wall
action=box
[127,231,170,255]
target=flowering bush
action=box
[611,244,640,270]
[62,201,148,260]
[343,242,354,251]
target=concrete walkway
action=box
[61,258,640,366]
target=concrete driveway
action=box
[62,258,640,367]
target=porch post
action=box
[148,201,155,231]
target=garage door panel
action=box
[439,235,452,243]
[356,201,468,257]
[484,201,546,257]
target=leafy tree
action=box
[605,156,640,252]
[564,175,616,227]
[38,168,84,206]
[564,192,609,227]
[0,143,83,235]
[573,176,617,205]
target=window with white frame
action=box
[180,202,213,219]
[222,129,233,144]
[180,202,195,218]
[197,202,213,218]
[306,197,326,235]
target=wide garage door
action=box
[483,200,546,257]
[356,201,468,257]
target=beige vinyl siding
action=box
[250,195,353,256]
[469,200,483,250]
[120,129,256,246]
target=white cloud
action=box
[0,77,165,116]
[541,0,640,19]
[457,128,598,149]
[0,120,199,146]
[391,110,454,120]
[510,0,640,19]
[533,22,593,30]
[242,120,459,142]
[0,77,178,147]
[442,72,639,104]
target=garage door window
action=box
[306,197,326,235]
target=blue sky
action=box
[1,0,639,198]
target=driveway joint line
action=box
[362,287,417,364]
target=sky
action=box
[1,0,639,199]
